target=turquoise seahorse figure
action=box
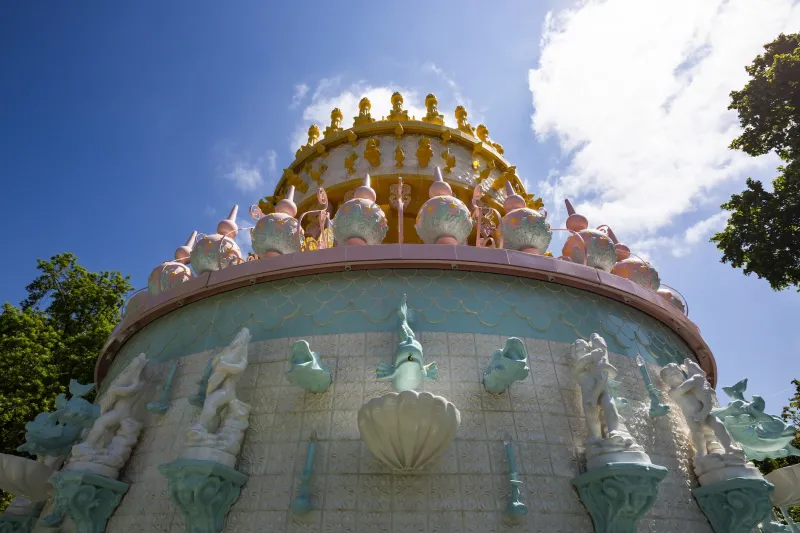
[376,294,437,392]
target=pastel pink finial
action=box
[503,181,526,212]
[217,205,239,237]
[174,231,197,264]
[564,199,589,232]
[605,227,631,260]
[275,186,298,216]
[428,167,452,198]
[354,173,377,202]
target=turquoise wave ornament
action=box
[377,294,437,392]
[285,340,332,393]
[712,378,800,460]
[483,337,530,393]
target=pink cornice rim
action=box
[95,245,717,387]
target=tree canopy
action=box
[0,253,130,507]
[713,33,800,290]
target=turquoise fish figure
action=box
[285,340,332,393]
[483,338,530,393]
[711,378,800,460]
[376,294,437,392]
[17,380,99,458]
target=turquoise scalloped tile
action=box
[104,269,695,388]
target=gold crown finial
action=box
[353,97,375,126]
[455,105,475,135]
[324,108,343,138]
[422,93,444,125]
[308,124,320,144]
[387,91,410,121]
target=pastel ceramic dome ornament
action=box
[415,167,473,245]
[122,290,149,323]
[500,182,552,254]
[611,257,661,291]
[332,174,389,245]
[561,199,617,271]
[251,186,303,257]
[190,205,243,274]
[147,231,197,296]
[657,288,686,313]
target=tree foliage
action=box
[0,253,130,508]
[714,33,800,290]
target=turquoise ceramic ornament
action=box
[285,340,332,393]
[147,231,197,296]
[190,206,243,274]
[251,186,303,257]
[415,167,473,245]
[17,381,98,458]
[611,257,661,291]
[483,337,530,393]
[693,477,775,533]
[572,463,668,533]
[500,182,552,254]
[43,470,128,533]
[376,294,437,392]
[711,378,800,460]
[332,174,388,245]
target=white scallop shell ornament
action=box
[357,390,461,471]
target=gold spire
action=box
[324,108,343,138]
[387,92,410,121]
[455,106,475,135]
[353,97,375,126]
[296,125,321,157]
[422,93,444,125]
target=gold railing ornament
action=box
[471,185,502,248]
[324,108,343,138]
[387,92,410,121]
[390,177,411,243]
[298,188,333,251]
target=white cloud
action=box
[225,162,263,192]
[529,0,798,247]
[424,63,470,109]
[203,206,217,217]
[290,80,431,152]
[684,211,729,245]
[290,83,310,109]
[266,149,277,176]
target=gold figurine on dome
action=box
[477,159,495,183]
[395,146,405,168]
[422,93,445,125]
[353,97,375,126]
[344,152,358,174]
[364,139,381,167]
[492,165,521,192]
[304,162,327,186]
[324,108,343,138]
[441,148,456,173]
[476,124,504,155]
[416,137,434,167]
[387,92,410,121]
[282,168,308,193]
[455,105,475,135]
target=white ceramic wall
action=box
[91,333,714,533]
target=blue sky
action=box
[1,1,798,408]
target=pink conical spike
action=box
[276,186,299,217]
[429,167,452,197]
[565,199,576,216]
[503,181,526,212]
[285,185,296,203]
[564,199,588,232]
[174,230,197,263]
[217,205,239,237]
[354,173,377,202]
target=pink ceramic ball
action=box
[657,288,686,313]
[147,261,194,296]
[562,229,617,271]
[611,258,661,291]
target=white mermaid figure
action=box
[182,328,251,467]
[67,352,149,478]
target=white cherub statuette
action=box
[182,328,252,467]
[660,359,759,485]
[572,334,645,468]
[659,360,736,458]
[66,353,149,478]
